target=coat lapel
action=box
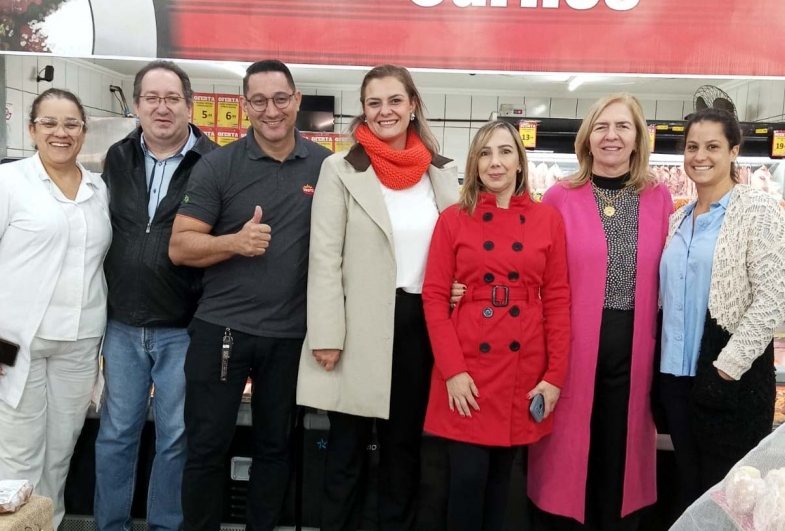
[338,168,394,248]
[428,165,460,212]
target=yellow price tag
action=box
[772,131,785,158]
[672,125,685,132]
[241,108,251,130]
[518,121,537,149]
[655,124,669,131]
[648,125,656,152]
[217,130,239,147]
[217,95,240,129]
[192,94,215,127]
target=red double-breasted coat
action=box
[422,192,570,446]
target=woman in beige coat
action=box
[297,64,459,531]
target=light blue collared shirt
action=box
[659,189,732,377]
[141,127,197,221]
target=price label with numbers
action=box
[241,107,251,130]
[217,95,240,129]
[773,131,785,158]
[518,121,537,149]
[648,125,656,152]
[192,94,216,127]
[217,129,239,147]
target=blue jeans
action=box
[94,320,189,531]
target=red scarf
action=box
[355,124,432,190]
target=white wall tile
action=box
[213,84,240,95]
[550,98,577,118]
[65,61,79,95]
[734,84,749,122]
[5,88,25,151]
[445,95,471,120]
[444,121,472,129]
[654,100,684,121]
[430,125,445,153]
[443,128,470,176]
[639,99,657,120]
[191,83,213,94]
[100,75,113,112]
[77,66,93,108]
[576,99,594,119]
[316,89,343,116]
[525,97,550,117]
[766,82,785,121]
[470,95,497,121]
[341,89,362,118]
[23,150,36,158]
[36,56,53,93]
[421,93,445,120]
[22,91,37,150]
[299,87,317,96]
[6,148,24,158]
[5,54,23,91]
[745,81,762,121]
[22,55,38,94]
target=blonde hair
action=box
[459,121,529,215]
[569,93,657,193]
[348,64,440,156]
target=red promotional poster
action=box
[2,1,785,77]
[216,128,240,147]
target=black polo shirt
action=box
[178,129,331,337]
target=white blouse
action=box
[0,154,110,408]
[379,175,439,294]
[36,170,112,340]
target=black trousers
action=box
[320,290,433,531]
[447,441,518,531]
[181,319,302,531]
[533,309,641,531]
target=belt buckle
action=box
[491,285,509,307]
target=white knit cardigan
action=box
[664,184,785,380]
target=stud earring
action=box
[362,115,367,123]
[410,112,416,122]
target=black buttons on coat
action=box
[508,272,519,281]
[512,242,523,252]
[510,306,520,317]
[483,307,494,318]
[484,273,495,283]
[480,343,491,353]
[510,341,521,352]
[483,212,493,222]
[483,241,495,251]
[519,215,526,224]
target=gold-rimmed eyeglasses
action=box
[246,92,295,112]
[141,95,186,107]
[33,117,85,135]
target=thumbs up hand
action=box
[235,206,272,257]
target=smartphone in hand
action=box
[529,393,545,423]
[0,338,20,367]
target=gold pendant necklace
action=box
[592,181,626,218]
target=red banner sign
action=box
[161,0,785,76]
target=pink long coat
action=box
[527,181,673,522]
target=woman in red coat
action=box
[422,120,570,531]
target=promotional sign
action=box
[518,121,538,149]
[3,0,785,77]
[217,95,241,129]
[648,125,656,152]
[773,131,785,159]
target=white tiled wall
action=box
[723,80,785,123]
[4,55,127,154]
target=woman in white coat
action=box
[297,64,459,531]
[0,89,111,527]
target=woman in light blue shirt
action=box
[658,108,785,514]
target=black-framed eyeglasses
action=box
[33,117,85,135]
[141,95,186,107]
[246,92,295,112]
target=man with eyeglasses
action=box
[169,60,331,531]
[94,60,217,531]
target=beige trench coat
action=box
[296,144,459,419]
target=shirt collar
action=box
[683,187,733,217]
[33,152,97,189]
[140,126,197,161]
[245,127,309,161]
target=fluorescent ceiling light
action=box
[220,62,251,77]
[568,76,586,91]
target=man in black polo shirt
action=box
[169,60,331,531]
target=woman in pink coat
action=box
[528,94,673,531]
